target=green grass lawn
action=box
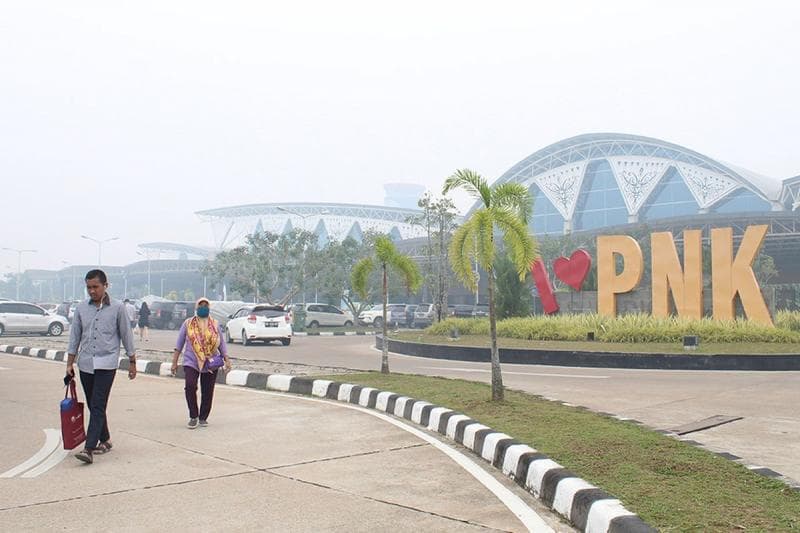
[319,372,800,532]
[393,332,800,355]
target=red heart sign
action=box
[553,249,592,291]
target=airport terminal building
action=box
[14,133,800,307]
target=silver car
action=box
[0,301,69,336]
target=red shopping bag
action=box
[60,380,86,450]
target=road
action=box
[0,353,572,532]
[5,329,800,486]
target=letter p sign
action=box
[597,235,644,316]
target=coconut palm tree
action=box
[443,169,538,401]
[352,235,422,373]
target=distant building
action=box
[384,183,426,210]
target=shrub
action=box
[426,313,800,344]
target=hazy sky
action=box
[1,1,798,272]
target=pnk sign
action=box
[531,224,773,326]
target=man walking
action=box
[124,298,137,333]
[66,269,137,464]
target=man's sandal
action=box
[95,441,113,454]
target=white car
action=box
[358,304,406,328]
[0,301,69,336]
[295,303,354,328]
[225,304,292,346]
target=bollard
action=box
[683,335,699,351]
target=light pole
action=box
[2,247,37,301]
[80,235,119,266]
[61,261,74,301]
[136,250,152,296]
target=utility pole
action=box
[2,247,37,300]
[81,235,119,267]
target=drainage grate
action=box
[669,415,743,436]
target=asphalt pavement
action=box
[5,328,800,486]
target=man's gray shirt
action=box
[68,295,136,373]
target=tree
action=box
[352,235,422,373]
[495,253,534,318]
[408,193,458,322]
[443,169,538,401]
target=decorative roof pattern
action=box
[478,133,789,222]
[607,157,671,214]
[531,162,587,219]
[675,163,740,209]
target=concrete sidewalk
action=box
[0,354,571,532]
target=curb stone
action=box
[3,343,656,533]
[294,330,376,337]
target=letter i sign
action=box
[531,250,592,314]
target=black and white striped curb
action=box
[3,343,654,533]
[293,330,376,336]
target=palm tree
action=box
[352,235,422,373]
[443,169,538,401]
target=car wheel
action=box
[308,320,319,329]
[373,317,383,328]
[241,330,250,346]
[343,320,353,327]
[281,338,291,346]
[0,323,4,336]
[48,323,64,336]
[167,320,177,330]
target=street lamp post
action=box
[80,235,119,267]
[2,247,37,301]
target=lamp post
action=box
[61,261,75,301]
[136,250,152,296]
[2,247,37,300]
[80,235,119,267]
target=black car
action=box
[149,301,178,329]
[450,304,475,318]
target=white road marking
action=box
[21,447,70,478]
[420,366,609,379]
[0,366,9,370]
[0,428,61,478]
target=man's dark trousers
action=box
[79,369,116,449]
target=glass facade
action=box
[640,167,699,221]
[530,185,563,235]
[573,160,627,230]
[712,188,771,213]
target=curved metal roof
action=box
[196,202,422,222]
[195,202,428,249]
[481,133,783,218]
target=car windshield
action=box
[251,307,285,318]
[416,304,430,312]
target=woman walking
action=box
[171,297,231,428]
[137,301,151,342]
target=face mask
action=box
[196,307,210,318]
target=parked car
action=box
[472,304,490,317]
[37,303,59,314]
[0,301,69,336]
[450,304,475,318]
[413,303,436,328]
[149,301,178,329]
[55,302,72,320]
[404,304,418,328]
[225,304,292,346]
[293,303,354,328]
[358,304,406,327]
[172,301,196,325]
